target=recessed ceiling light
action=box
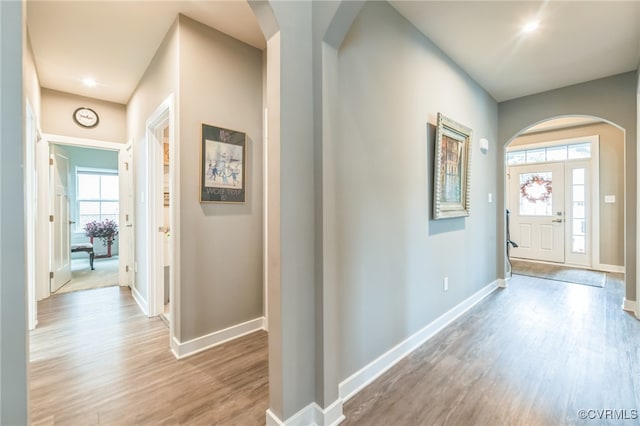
[82,77,97,87]
[522,21,539,33]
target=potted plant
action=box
[84,219,119,257]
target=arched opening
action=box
[502,115,629,304]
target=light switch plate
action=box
[604,195,616,204]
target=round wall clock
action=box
[73,107,99,128]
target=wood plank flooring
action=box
[29,286,268,425]
[30,274,640,425]
[343,274,640,426]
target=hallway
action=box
[29,286,268,425]
[343,274,640,425]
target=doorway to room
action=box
[144,94,175,332]
[507,137,597,266]
[49,144,121,295]
[29,135,133,330]
[504,117,626,287]
[161,125,171,324]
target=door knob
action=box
[552,219,563,223]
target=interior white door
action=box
[51,151,71,292]
[508,162,565,263]
[120,143,134,288]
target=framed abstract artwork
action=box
[200,123,246,203]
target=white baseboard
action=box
[171,317,265,359]
[266,409,284,426]
[622,298,636,313]
[266,405,314,426]
[514,258,625,274]
[498,277,511,288]
[266,399,344,426]
[315,399,345,426]
[597,264,625,274]
[131,285,148,316]
[339,280,499,402]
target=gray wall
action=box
[55,145,120,257]
[127,19,179,307]
[498,72,637,302]
[25,32,41,128]
[177,15,263,341]
[334,1,499,381]
[0,1,28,423]
[511,123,625,266]
[41,88,127,142]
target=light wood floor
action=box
[29,286,268,425]
[30,275,640,425]
[343,273,640,425]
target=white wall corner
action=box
[170,336,181,359]
[131,286,149,316]
[266,409,285,426]
[171,317,265,359]
[265,399,344,426]
[339,280,499,402]
[267,404,315,426]
[622,298,636,313]
[498,277,511,288]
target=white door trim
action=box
[263,107,269,332]
[507,135,603,269]
[50,150,72,292]
[119,140,135,289]
[564,159,594,267]
[25,101,37,330]
[38,133,131,301]
[144,94,178,346]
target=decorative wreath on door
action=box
[520,175,552,203]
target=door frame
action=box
[144,94,178,349]
[25,101,38,330]
[506,135,602,269]
[50,148,72,293]
[34,134,132,309]
[507,135,602,269]
[122,141,135,290]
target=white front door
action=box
[508,162,565,263]
[51,151,71,292]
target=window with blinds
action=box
[77,170,119,232]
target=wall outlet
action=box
[443,277,449,291]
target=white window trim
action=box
[506,135,598,152]
[76,168,119,233]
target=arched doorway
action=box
[501,115,631,306]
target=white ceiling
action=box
[27,1,640,105]
[390,1,640,102]
[27,0,265,104]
